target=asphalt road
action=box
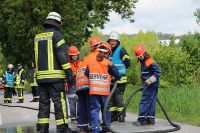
[0,89,199,133]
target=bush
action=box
[154,45,196,86]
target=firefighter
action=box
[67,46,80,123]
[133,45,161,126]
[34,12,74,133]
[0,77,4,89]
[85,41,121,133]
[30,62,39,102]
[74,37,102,133]
[15,63,26,103]
[3,64,16,103]
[87,36,101,57]
[108,31,131,122]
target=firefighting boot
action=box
[111,112,118,122]
[30,98,39,102]
[36,124,49,133]
[118,115,125,122]
[7,100,12,103]
[17,100,23,103]
[35,98,39,102]
[57,124,72,133]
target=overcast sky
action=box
[101,0,200,35]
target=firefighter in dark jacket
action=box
[34,12,74,133]
[108,31,131,122]
[3,64,16,103]
[15,63,26,103]
[30,62,39,102]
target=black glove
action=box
[65,68,75,86]
[11,88,17,96]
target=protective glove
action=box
[144,76,157,86]
[11,88,17,96]
[65,68,75,87]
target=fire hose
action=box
[103,82,181,133]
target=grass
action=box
[124,84,200,126]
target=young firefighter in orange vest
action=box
[67,46,80,123]
[133,45,161,126]
[85,42,121,133]
[75,36,102,133]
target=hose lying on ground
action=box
[103,82,181,133]
[0,103,55,114]
[0,82,181,133]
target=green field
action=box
[124,84,200,126]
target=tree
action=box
[194,8,200,25]
[179,33,200,83]
[0,0,137,66]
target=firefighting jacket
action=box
[34,25,73,83]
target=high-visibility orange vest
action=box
[84,49,99,61]
[88,57,112,96]
[76,61,89,90]
[69,60,81,75]
[76,49,99,90]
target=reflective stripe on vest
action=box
[5,71,15,87]
[110,46,127,83]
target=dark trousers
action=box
[4,87,13,101]
[138,86,158,124]
[110,84,126,119]
[67,96,77,119]
[77,90,90,130]
[31,86,39,99]
[17,88,24,101]
[37,81,68,129]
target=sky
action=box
[101,0,200,35]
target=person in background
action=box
[0,77,4,89]
[15,63,26,103]
[133,45,161,126]
[30,62,39,102]
[67,45,81,123]
[108,31,131,122]
[3,64,16,103]
[85,41,121,133]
